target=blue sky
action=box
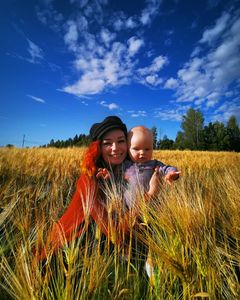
[1,0,240,147]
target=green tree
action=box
[158,135,174,149]
[213,121,230,150]
[151,126,158,150]
[73,134,79,145]
[203,122,217,150]
[203,121,230,151]
[181,108,204,150]
[49,139,55,147]
[174,131,186,150]
[227,116,240,152]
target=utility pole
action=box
[158,128,163,141]
[22,134,25,148]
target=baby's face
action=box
[128,130,153,163]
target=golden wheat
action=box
[0,147,239,299]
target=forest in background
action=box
[37,108,240,152]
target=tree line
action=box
[42,108,239,152]
[152,108,240,152]
[42,134,90,148]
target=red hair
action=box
[80,141,101,177]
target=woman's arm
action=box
[36,174,99,260]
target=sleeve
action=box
[156,160,178,177]
[36,174,98,260]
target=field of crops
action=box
[0,147,239,299]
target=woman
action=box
[37,116,159,260]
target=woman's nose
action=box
[112,142,117,150]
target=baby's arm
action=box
[158,163,181,185]
[146,166,163,197]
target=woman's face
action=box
[101,129,127,166]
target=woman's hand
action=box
[165,171,181,185]
[96,168,110,180]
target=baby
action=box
[123,125,180,280]
[123,125,180,209]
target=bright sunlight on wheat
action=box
[0,148,239,299]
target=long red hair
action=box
[80,141,101,177]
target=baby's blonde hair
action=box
[127,125,153,143]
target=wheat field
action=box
[0,147,239,299]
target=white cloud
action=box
[63,35,139,96]
[8,25,44,64]
[138,55,168,86]
[128,110,147,118]
[190,46,201,58]
[154,110,182,121]
[113,19,123,31]
[212,99,240,122]
[99,101,120,110]
[77,15,88,30]
[81,100,88,106]
[151,56,168,72]
[145,75,157,85]
[164,77,178,89]
[165,9,240,111]
[111,0,161,31]
[64,75,105,95]
[199,12,230,44]
[145,75,163,86]
[127,37,144,56]
[206,92,220,107]
[36,4,63,31]
[112,12,126,31]
[154,105,190,121]
[40,0,165,97]
[126,17,137,29]
[111,14,137,31]
[26,39,44,64]
[100,29,116,46]
[63,37,137,96]
[64,20,78,51]
[138,56,168,76]
[140,0,161,25]
[27,94,46,103]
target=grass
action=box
[0,147,239,299]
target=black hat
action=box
[90,116,127,141]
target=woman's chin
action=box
[109,156,125,165]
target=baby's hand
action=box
[96,168,110,180]
[165,171,181,185]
